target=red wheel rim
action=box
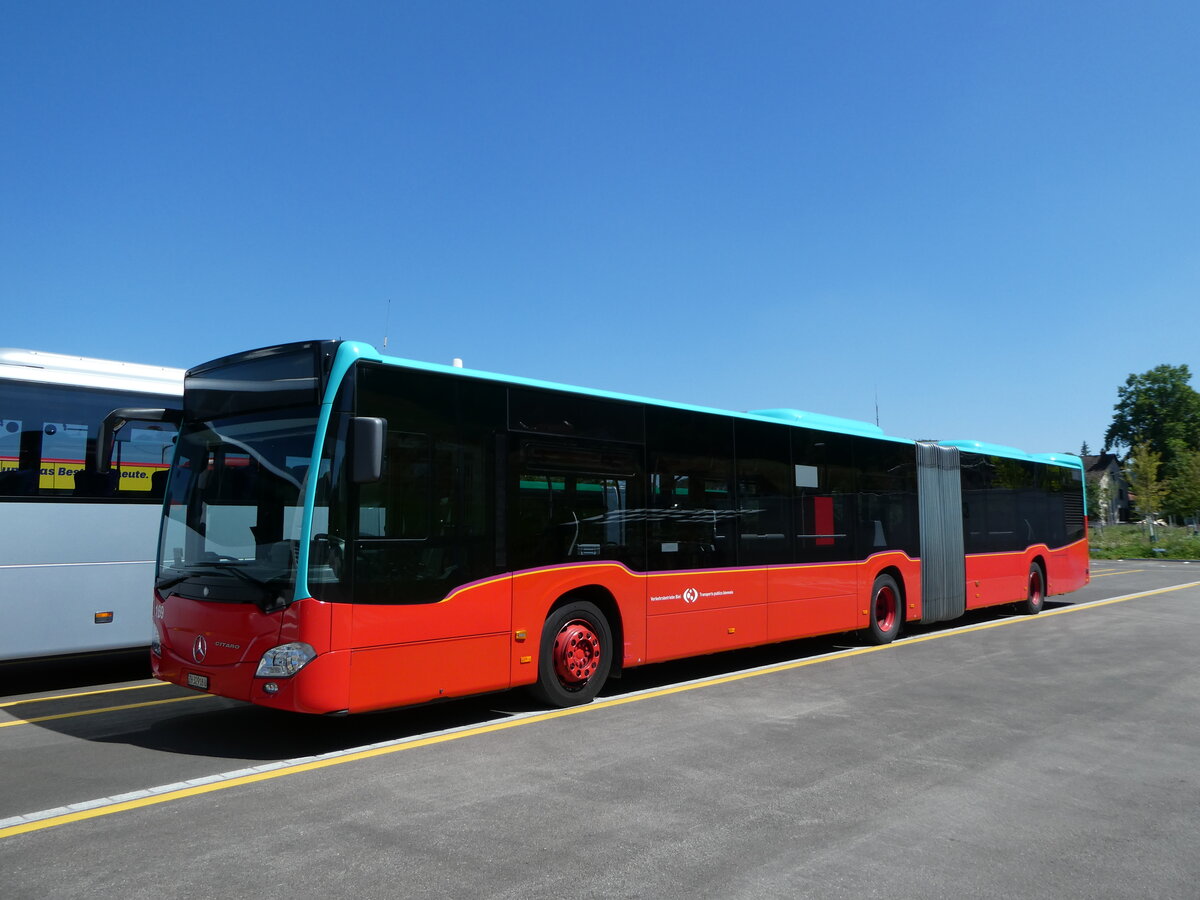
[553,619,602,686]
[1029,569,1044,606]
[875,585,897,632]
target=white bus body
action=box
[0,348,185,660]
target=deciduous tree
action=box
[1165,449,1200,522]
[1125,444,1166,535]
[1103,364,1200,472]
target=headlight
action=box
[255,642,317,678]
[151,636,162,657]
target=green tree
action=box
[1125,444,1167,535]
[1164,449,1200,522]
[1103,364,1200,472]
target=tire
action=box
[529,599,613,708]
[865,574,902,645]
[1018,563,1046,615]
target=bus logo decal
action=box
[683,588,699,604]
[193,635,207,663]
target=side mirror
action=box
[351,417,386,483]
[96,407,183,474]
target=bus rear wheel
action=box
[865,574,902,645]
[530,599,613,708]
[1018,563,1046,615]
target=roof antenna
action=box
[874,385,880,427]
[382,299,391,350]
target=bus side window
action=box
[793,430,856,563]
[113,425,178,498]
[358,432,431,539]
[735,419,792,566]
[510,441,643,571]
[0,419,36,496]
[646,407,735,571]
[38,422,87,493]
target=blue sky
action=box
[3,1,1197,456]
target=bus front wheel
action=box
[530,599,613,708]
[865,574,902,645]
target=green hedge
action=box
[1089,524,1200,559]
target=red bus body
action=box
[154,542,1088,714]
[150,341,1090,715]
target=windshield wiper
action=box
[155,573,191,591]
[161,562,289,612]
[214,564,289,613]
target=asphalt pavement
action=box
[1,561,1198,899]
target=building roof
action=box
[1082,453,1122,474]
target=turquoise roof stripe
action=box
[939,439,1035,462]
[750,408,886,437]
[1032,452,1085,470]
[941,439,1084,470]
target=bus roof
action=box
[333,341,1081,467]
[0,348,185,397]
[325,341,909,443]
[939,440,1084,469]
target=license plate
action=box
[187,673,209,690]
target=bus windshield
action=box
[156,408,321,608]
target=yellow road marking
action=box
[0,682,169,709]
[0,694,214,729]
[1090,569,1144,577]
[3,579,1199,841]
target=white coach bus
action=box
[0,348,184,660]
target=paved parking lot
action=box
[2,561,1199,899]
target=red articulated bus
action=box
[135,340,1088,714]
